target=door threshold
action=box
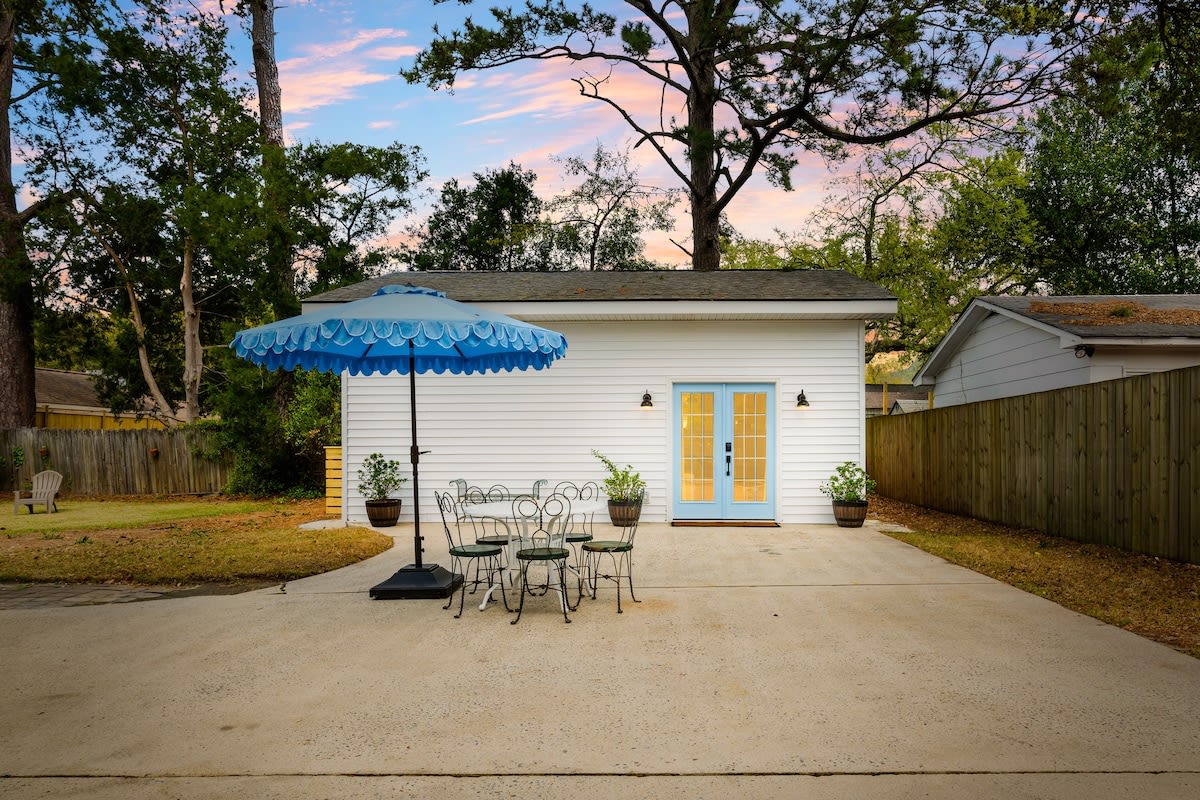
[671,520,779,528]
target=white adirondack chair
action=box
[13,470,62,514]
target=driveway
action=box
[1,520,1197,799]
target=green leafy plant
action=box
[592,449,646,502]
[357,453,406,501]
[820,461,876,503]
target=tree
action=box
[409,163,546,271]
[1023,91,1200,294]
[29,3,262,424]
[288,141,426,293]
[405,0,1117,271]
[1,0,118,428]
[547,143,676,270]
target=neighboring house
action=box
[865,383,931,417]
[34,368,166,431]
[887,399,930,415]
[913,295,1200,408]
[304,270,897,525]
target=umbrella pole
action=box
[367,342,462,600]
[408,344,423,568]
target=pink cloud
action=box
[365,45,420,60]
[296,28,406,60]
[280,66,394,114]
[279,28,415,116]
[368,120,396,130]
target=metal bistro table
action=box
[461,495,608,612]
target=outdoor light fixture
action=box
[796,390,810,408]
[641,391,654,408]
[1074,344,1095,358]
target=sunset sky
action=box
[231,0,844,266]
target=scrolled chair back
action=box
[538,492,572,548]
[552,480,582,500]
[434,491,462,548]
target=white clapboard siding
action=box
[344,318,866,524]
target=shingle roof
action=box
[35,368,102,407]
[305,269,896,304]
[985,295,1200,339]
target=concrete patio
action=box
[1,519,1197,799]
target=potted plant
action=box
[592,449,646,527]
[357,453,407,527]
[820,461,876,528]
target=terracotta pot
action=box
[831,500,869,528]
[365,498,401,527]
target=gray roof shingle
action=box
[305,269,896,304]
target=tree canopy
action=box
[406,0,1122,271]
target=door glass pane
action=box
[732,392,767,502]
[680,391,713,502]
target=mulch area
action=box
[868,494,1200,659]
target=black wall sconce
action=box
[640,391,653,408]
[796,390,810,408]
[1074,344,1095,358]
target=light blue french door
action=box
[672,383,774,520]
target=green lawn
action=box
[0,497,392,585]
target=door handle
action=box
[725,453,731,476]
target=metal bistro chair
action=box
[582,490,642,613]
[552,480,601,604]
[510,493,575,625]
[456,484,515,578]
[436,491,509,618]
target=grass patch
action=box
[871,495,1200,659]
[0,498,392,585]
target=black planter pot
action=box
[365,499,402,528]
[607,498,643,527]
[831,500,869,528]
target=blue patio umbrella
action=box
[230,283,568,599]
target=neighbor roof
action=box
[914,294,1200,385]
[35,368,102,408]
[306,269,896,304]
[983,295,1200,339]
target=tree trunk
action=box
[0,8,35,427]
[180,236,201,424]
[686,7,721,272]
[248,0,283,150]
[248,0,297,318]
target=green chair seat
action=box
[583,540,631,553]
[451,543,503,558]
[516,546,571,561]
[475,535,508,546]
[565,532,592,542]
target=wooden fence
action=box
[2,427,231,496]
[867,365,1200,565]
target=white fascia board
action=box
[431,299,898,321]
[1077,337,1200,348]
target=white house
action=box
[914,295,1200,408]
[304,270,896,525]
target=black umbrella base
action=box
[369,563,463,600]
